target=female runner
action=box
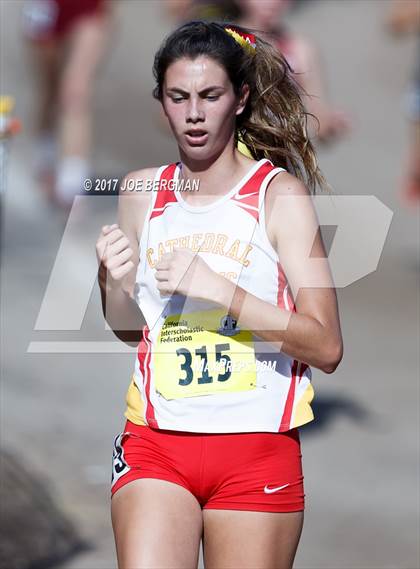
[96,20,343,569]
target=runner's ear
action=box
[235,83,250,116]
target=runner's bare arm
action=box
[96,168,156,346]
[213,172,343,373]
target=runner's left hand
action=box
[154,247,220,300]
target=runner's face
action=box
[162,56,249,159]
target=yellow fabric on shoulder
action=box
[124,375,147,425]
[237,138,253,158]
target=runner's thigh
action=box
[111,478,203,568]
[202,509,304,569]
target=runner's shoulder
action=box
[119,166,162,199]
[117,166,162,238]
[266,170,310,205]
[265,171,316,250]
[118,166,165,217]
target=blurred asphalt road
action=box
[1,1,419,568]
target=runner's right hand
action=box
[96,224,134,289]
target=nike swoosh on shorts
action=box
[263,483,290,494]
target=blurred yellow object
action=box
[0,96,21,139]
[237,138,253,158]
[1,96,19,194]
[0,96,15,115]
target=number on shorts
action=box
[111,432,130,486]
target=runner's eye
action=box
[171,97,185,103]
[206,95,220,101]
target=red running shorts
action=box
[111,419,305,513]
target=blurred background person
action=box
[233,0,351,144]
[22,0,113,209]
[164,0,240,23]
[401,58,420,205]
[386,0,420,205]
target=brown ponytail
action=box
[237,31,328,194]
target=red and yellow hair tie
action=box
[224,26,257,56]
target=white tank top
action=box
[125,158,315,433]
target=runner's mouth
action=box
[185,130,208,145]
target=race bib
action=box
[154,309,257,400]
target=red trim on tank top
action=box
[279,359,303,431]
[276,262,296,311]
[151,160,277,221]
[149,164,178,220]
[299,363,309,383]
[276,260,301,431]
[137,326,158,428]
[232,161,276,221]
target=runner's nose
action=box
[186,96,204,123]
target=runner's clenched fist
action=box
[96,224,134,289]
